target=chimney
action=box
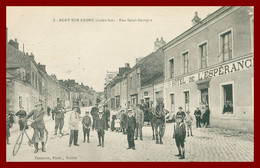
[125,63,130,68]
[29,52,35,61]
[192,11,201,26]
[154,37,166,51]
[8,38,19,50]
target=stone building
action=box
[163,7,254,132]
[126,39,165,109]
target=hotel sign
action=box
[167,56,254,87]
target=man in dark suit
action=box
[25,101,46,153]
[103,105,110,130]
[126,109,136,150]
[194,107,201,128]
[53,99,66,135]
[91,103,99,130]
[94,109,106,147]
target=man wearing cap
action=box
[94,108,106,147]
[82,111,92,143]
[126,109,136,150]
[15,106,27,131]
[25,101,46,153]
[176,107,186,122]
[103,105,110,130]
[91,103,99,130]
[53,100,66,135]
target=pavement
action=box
[6,107,254,162]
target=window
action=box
[199,43,208,68]
[220,30,232,62]
[169,59,174,78]
[170,93,175,113]
[183,52,189,74]
[222,84,233,114]
[183,91,189,111]
[250,17,254,53]
[130,77,133,89]
[144,92,148,96]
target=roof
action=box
[162,6,230,50]
[142,72,164,87]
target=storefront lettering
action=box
[169,57,253,87]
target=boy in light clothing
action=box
[184,111,193,137]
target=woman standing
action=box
[68,104,81,147]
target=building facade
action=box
[163,7,254,132]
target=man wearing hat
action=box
[25,101,46,153]
[176,107,186,122]
[91,103,99,130]
[126,109,136,150]
[82,111,92,143]
[173,114,186,159]
[68,103,81,147]
[94,108,106,147]
[53,99,66,135]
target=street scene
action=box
[6,6,254,162]
[6,106,253,161]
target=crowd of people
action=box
[6,99,211,159]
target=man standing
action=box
[95,109,106,147]
[91,103,99,130]
[204,105,210,128]
[176,107,186,122]
[194,107,201,128]
[134,104,144,140]
[25,102,46,153]
[53,100,66,135]
[103,105,110,130]
[126,109,136,150]
[15,107,27,131]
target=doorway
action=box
[200,88,209,105]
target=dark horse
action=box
[148,101,166,144]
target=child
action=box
[184,110,193,137]
[173,114,186,159]
[115,117,121,132]
[82,111,92,143]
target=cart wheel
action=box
[13,133,24,156]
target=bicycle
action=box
[12,119,48,156]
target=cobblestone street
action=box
[6,107,254,162]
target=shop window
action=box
[183,91,189,112]
[220,30,232,62]
[169,59,174,78]
[199,43,208,69]
[183,52,189,74]
[222,84,233,114]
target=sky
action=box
[6,6,220,92]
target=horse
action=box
[148,103,166,144]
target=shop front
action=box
[164,55,254,132]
